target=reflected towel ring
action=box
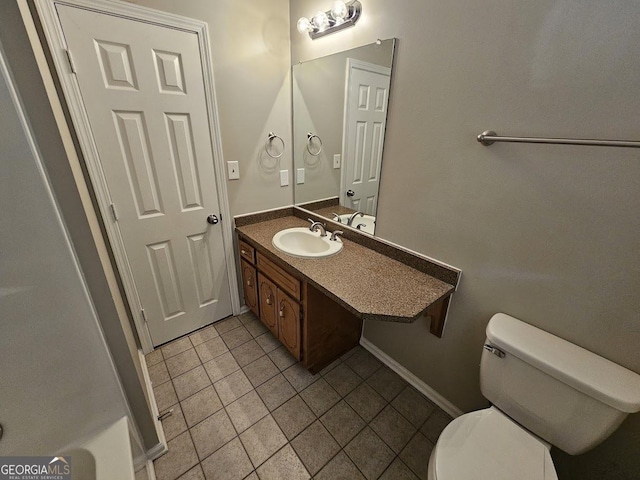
[265,132,285,159]
[307,132,323,156]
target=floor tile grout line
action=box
[151,315,444,480]
[286,371,379,479]
[165,352,204,381]
[395,428,432,479]
[296,400,363,478]
[315,380,421,478]
[238,413,288,472]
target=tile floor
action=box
[145,312,453,480]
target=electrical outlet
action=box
[333,154,341,169]
[280,169,289,186]
[227,161,240,180]
[296,168,305,184]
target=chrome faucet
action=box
[331,212,342,223]
[346,211,364,226]
[308,219,327,237]
[330,230,343,241]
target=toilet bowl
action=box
[428,407,557,480]
[427,313,640,480]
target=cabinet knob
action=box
[266,295,272,305]
[247,278,252,287]
[241,249,247,255]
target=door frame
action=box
[340,58,391,210]
[34,0,241,352]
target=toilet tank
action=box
[480,313,640,455]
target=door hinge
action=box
[110,203,119,221]
[141,309,153,344]
[65,49,77,74]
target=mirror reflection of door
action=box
[341,59,391,216]
[291,38,396,237]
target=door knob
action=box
[207,214,219,225]
[346,190,355,197]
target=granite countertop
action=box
[236,216,454,323]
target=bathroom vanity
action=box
[235,208,459,373]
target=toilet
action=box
[428,313,640,480]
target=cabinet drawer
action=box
[239,240,255,264]
[257,252,300,300]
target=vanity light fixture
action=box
[297,1,362,40]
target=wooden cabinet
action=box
[277,288,300,359]
[240,259,259,318]
[239,240,255,264]
[240,243,302,360]
[257,273,278,337]
[238,236,361,370]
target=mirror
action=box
[293,38,396,236]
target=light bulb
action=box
[331,1,349,24]
[312,11,330,32]
[297,17,312,34]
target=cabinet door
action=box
[258,273,278,336]
[277,288,301,360]
[240,259,259,317]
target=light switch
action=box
[333,154,341,169]
[227,161,240,180]
[280,169,289,186]
[296,168,305,184]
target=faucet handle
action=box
[330,230,344,241]
[331,212,341,222]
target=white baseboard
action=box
[238,305,251,315]
[137,350,169,462]
[360,338,464,418]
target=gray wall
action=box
[291,1,640,478]
[127,0,293,216]
[0,39,130,455]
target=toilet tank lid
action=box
[486,313,640,413]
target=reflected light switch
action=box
[296,168,305,184]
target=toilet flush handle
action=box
[483,344,505,358]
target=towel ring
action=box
[265,132,285,159]
[306,132,323,156]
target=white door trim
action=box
[340,58,391,208]
[34,0,241,353]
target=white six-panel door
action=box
[57,5,232,346]
[341,59,391,215]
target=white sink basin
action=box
[272,227,343,258]
[337,214,376,235]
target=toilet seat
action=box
[430,407,557,480]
